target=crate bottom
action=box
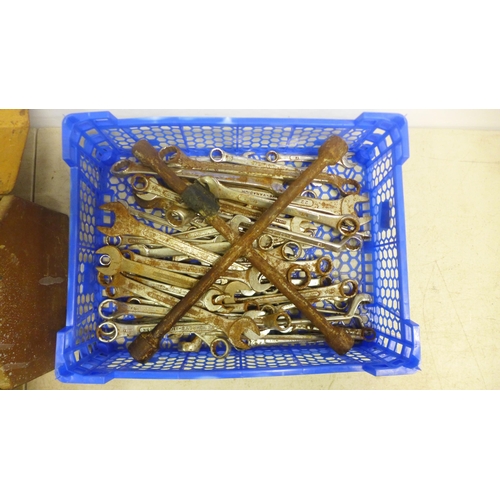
[55,333,419,384]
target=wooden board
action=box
[0,196,68,389]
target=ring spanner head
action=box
[96,246,123,276]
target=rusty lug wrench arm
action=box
[128,138,354,363]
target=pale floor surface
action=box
[12,127,500,390]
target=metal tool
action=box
[208,148,360,195]
[111,155,214,176]
[228,215,363,254]
[265,150,359,169]
[169,225,221,241]
[265,151,317,163]
[102,273,260,351]
[96,246,200,289]
[286,293,373,326]
[102,272,224,310]
[128,241,233,259]
[128,137,355,363]
[131,175,321,238]
[104,234,157,247]
[97,202,245,271]
[209,280,358,315]
[199,177,367,236]
[178,328,375,352]
[113,248,272,293]
[113,150,361,196]
[207,179,367,218]
[131,177,311,238]
[98,305,292,343]
[247,328,375,346]
[115,159,312,196]
[97,320,230,359]
[98,247,264,300]
[168,167,290,195]
[122,200,193,231]
[97,321,159,343]
[99,298,171,320]
[160,145,359,195]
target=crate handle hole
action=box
[380,201,392,230]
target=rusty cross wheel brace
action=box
[127,137,355,363]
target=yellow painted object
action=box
[0,109,30,195]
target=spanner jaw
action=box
[97,202,135,237]
[339,193,370,214]
[227,317,258,351]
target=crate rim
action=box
[62,111,408,127]
[61,111,410,163]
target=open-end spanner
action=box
[265,150,359,169]
[97,202,245,271]
[115,248,272,293]
[96,246,200,290]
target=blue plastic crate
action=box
[56,112,420,383]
